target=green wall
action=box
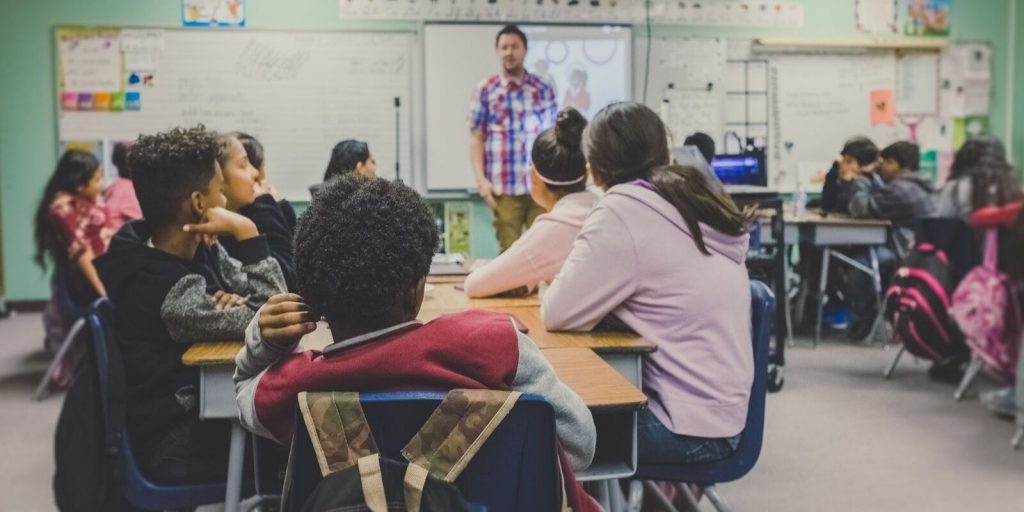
[0,0,1018,301]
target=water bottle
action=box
[794,182,808,219]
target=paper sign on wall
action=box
[183,0,245,27]
[870,89,896,125]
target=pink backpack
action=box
[950,229,1022,382]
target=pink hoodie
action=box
[542,182,753,438]
[464,191,598,298]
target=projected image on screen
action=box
[424,23,632,190]
[524,27,629,120]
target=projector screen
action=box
[424,23,632,191]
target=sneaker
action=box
[980,387,1017,419]
[928,356,967,384]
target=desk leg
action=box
[224,420,246,512]
[866,246,885,344]
[815,248,831,348]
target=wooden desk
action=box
[419,283,541,313]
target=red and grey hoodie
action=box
[234,309,600,511]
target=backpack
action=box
[53,329,125,511]
[289,390,569,512]
[884,242,970,361]
[950,229,1023,382]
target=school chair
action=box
[282,391,561,512]
[34,267,92,401]
[87,298,251,510]
[625,280,774,512]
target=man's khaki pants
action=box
[492,194,545,253]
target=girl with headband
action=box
[464,108,597,298]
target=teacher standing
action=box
[468,24,558,252]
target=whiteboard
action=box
[769,53,899,191]
[424,23,632,191]
[58,28,415,200]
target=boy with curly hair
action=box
[233,174,599,511]
[95,125,286,483]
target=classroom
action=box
[1,0,1023,510]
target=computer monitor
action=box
[711,153,767,187]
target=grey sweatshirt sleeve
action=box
[847,175,878,218]
[159,239,286,344]
[214,238,287,304]
[233,309,298,440]
[512,327,597,471]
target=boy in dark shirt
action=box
[95,125,286,483]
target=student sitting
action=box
[464,108,597,298]
[848,141,936,225]
[937,136,1023,219]
[217,132,298,290]
[233,174,599,511]
[820,137,880,213]
[541,102,754,466]
[683,131,716,166]
[104,142,142,231]
[95,126,286,483]
[235,131,298,230]
[309,139,377,196]
[35,150,116,362]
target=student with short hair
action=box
[104,141,142,231]
[541,102,754,466]
[464,108,597,298]
[95,125,286,483]
[35,149,117,360]
[820,137,880,213]
[233,174,599,511]
[847,141,936,225]
[217,132,298,290]
[683,131,716,166]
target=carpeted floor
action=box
[1,312,1020,511]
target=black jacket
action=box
[95,220,285,463]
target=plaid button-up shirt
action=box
[468,71,557,196]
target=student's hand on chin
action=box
[259,293,318,350]
[183,207,259,240]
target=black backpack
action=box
[884,242,970,361]
[53,306,126,511]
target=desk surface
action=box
[784,210,891,227]
[421,282,541,311]
[473,307,655,354]
[181,343,646,411]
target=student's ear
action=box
[404,277,427,318]
[189,190,208,220]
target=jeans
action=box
[844,246,896,326]
[637,409,741,465]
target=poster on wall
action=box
[182,0,246,28]
[904,0,950,36]
[855,0,898,34]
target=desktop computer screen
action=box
[711,153,767,187]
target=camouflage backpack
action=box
[291,389,563,512]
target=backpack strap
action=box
[402,389,522,482]
[984,228,999,269]
[297,391,379,477]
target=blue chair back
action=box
[86,299,229,510]
[283,391,561,512]
[52,264,92,320]
[636,279,774,484]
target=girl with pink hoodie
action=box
[464,107,598,298]
[542,102,755,464]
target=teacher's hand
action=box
[477,179,497,208]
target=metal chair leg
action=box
[34,317,86,401]
[815,248,832,348]
[884,345,905,379]
[1012,427,1023,450]
[643,480,682,512]
[626,480,644,512]
[703,485,733,512]
[954,355,984,401]
[864,246,885,344]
